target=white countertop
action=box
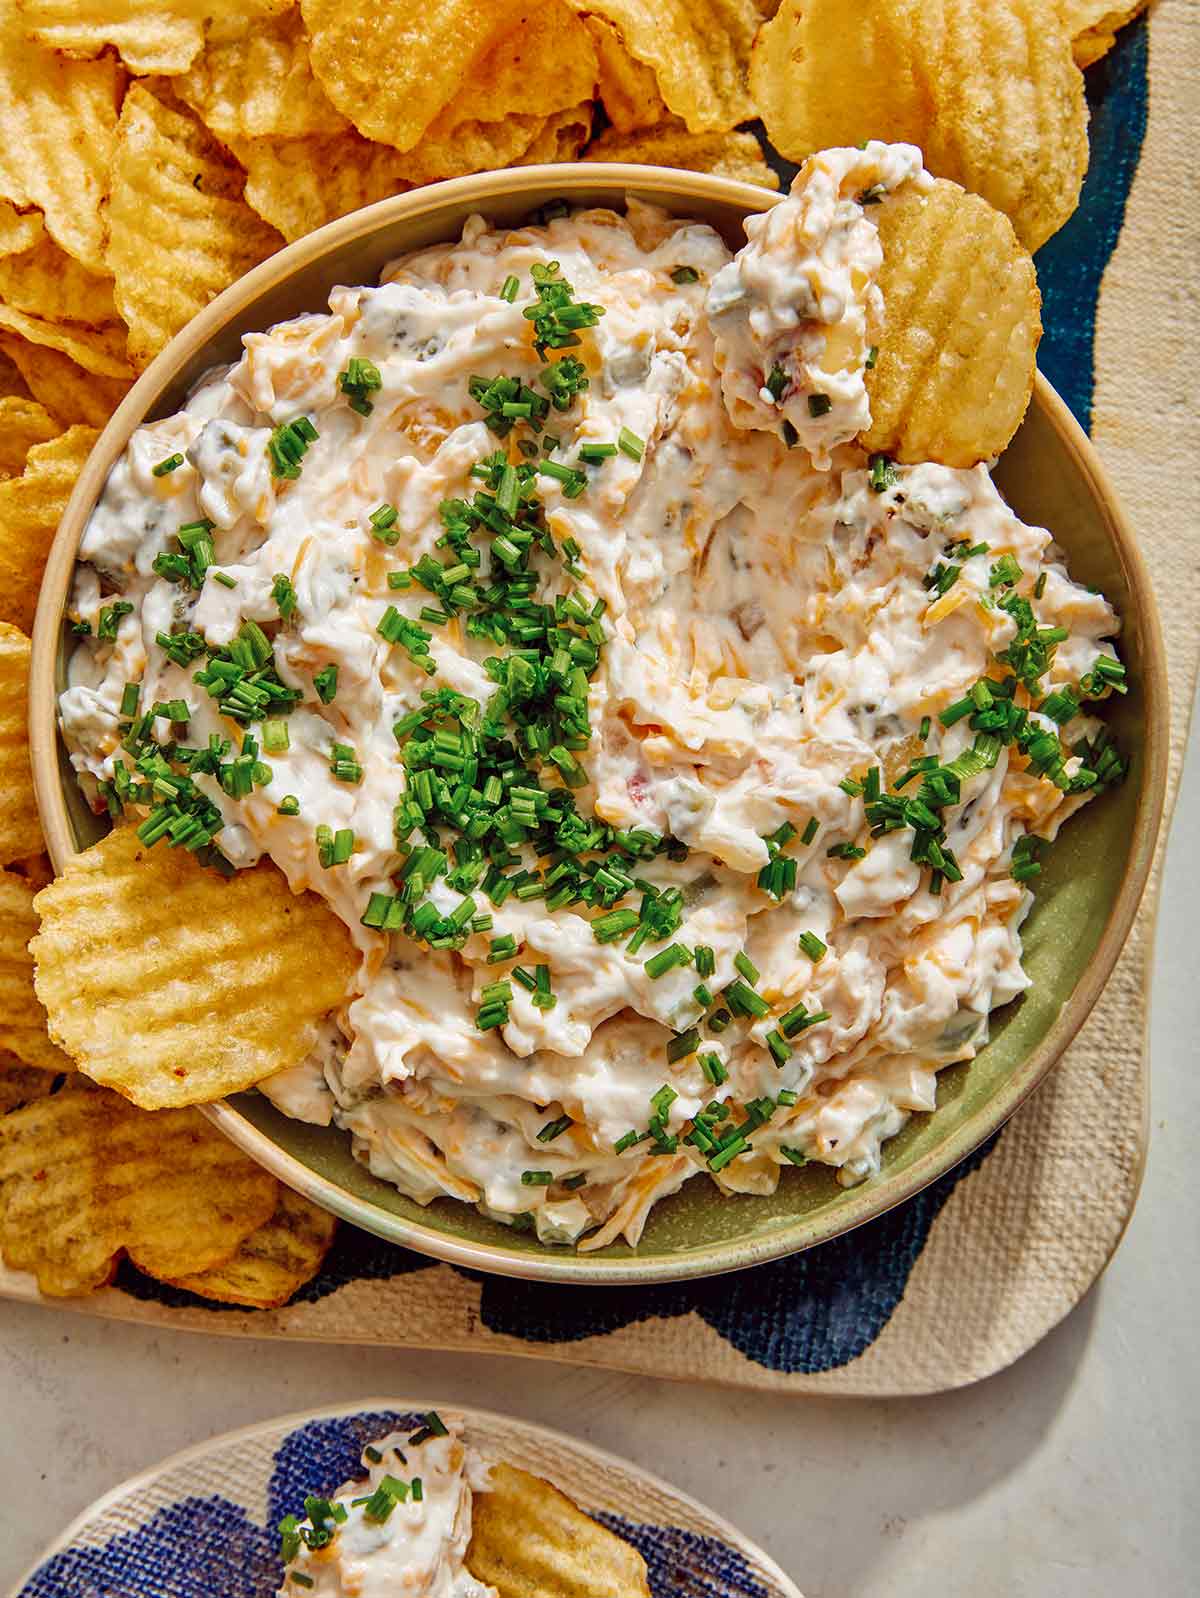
[3,689,1196,1597]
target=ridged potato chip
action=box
[0,1078,279,1296]
[0,425,98,636]
[467,1463,651,1597]
[0,201,42,258]
[0,424,97,633]
[863,176,1041,466]
[0,399,59,481]
[0,625,44,867]
[164,1184,337,1307]
[0,345,30,401]
[0,302,132,380]
[0,211,118,328]
[0,16,123,274]
[19,0,295,77]
[0,336,132,429]
[177,8,351,142]
[0,1051,57,1115]
[518,104,594,166]
[586,125,779,189]
[1060,0,1150,67]
[234,131,415,243]
[751,0,1088,251]
[564,0,760,132]
[586,15,670,132]
[438,0,598,128]
[31,824,360,1109]
[106,83,284,370]
[301,0,515,153]
[0,868,71,1072]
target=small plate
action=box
[8,1398,803,1598]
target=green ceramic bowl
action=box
[30,166,1169,1285]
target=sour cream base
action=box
[62,144,1125,1250]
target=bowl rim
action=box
[29,163,1171,1286]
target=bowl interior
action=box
[35,167,1167,1284]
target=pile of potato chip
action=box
[0,0,1150,1309]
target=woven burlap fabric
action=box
[2,0,1196,1394]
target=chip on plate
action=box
[585,125,779,190]
[518,104,594,167]
[0,15,123,275]
[233,131,415,243]
[467,1462,652,1597]
[0,208,118,328]
[0,625,44,868]
[0,398,59,482]
[105,83,284,370]
[586,15,670,133]
[0,1077,279,1296]
[751,0,1089,251]
[163,1184,338,1308]
[301,0,515,153]
[0,1051,57,1116]
[0,868,71,1072]
[0,337,132,429]
[564,0,760,133]
[1060,0,1151,67]
[177,7,352,143]
[31,824,360,1110]
[19,0,295,77]
[0,424,99,637]
[863,176,1041,466]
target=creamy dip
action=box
[61,143,1127,1250]
[276,1414,494,1597]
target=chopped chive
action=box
[798,931,826,962]
[865,345,878,369]
[733,950,759,985]
[670,265,700,284]
[212,570,237,589]
[617,426,644,461]
[278,794,300,816]
[152,452,185,476]
[537,1114,572,1143]
[666,1027,700,1063]
[521,1169,554,1186]
[262,717,289,754]
[699,1051,727,1085]
[500,274,520,302]
[919,715,931,740]
[800,816,819,846]
[119,682,139,718]
[766,1029,793,1067]
[1034,571,1047,599]
[808,392,832,418]
[693,982,714,1009]
[694,944,715,978]
[313,664,338,704]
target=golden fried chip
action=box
[19,0,295,77]
[1060,0,1150,67]
[32,825,359,1109]
[0,625,44,867]
[0,346,30,402]
[0,303,132,379]
[0,1079,279,1295]
[0,399,59,481]
[0,1051,58,1115]
[467,1463,651,1597]
[8,852,54,893]
[301,0,514,152]
[234,131,415,243]
[0,210,118,328]
[0,17,123,274]
[106,83,284,370]
[0,868,71,1071]
[164,1185,337,1307]
[177,8,351,142]
[437,0,598,129]
[564,0,759,132]
[0,425,98,636]
[0,200,43,258]
[586,15,670,132]
[751,0,1087,251]
[585,125,779,189]
[518,104,595,166]
[863,177,1041,467]
[0,336,132,429]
